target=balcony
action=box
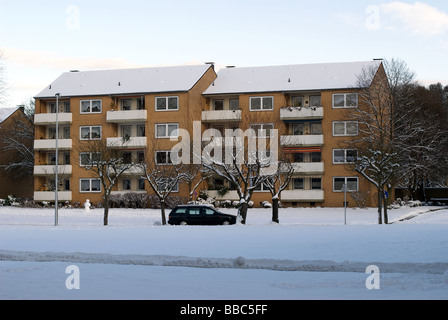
[280,135,324,147]
[34,191,72,202]
[207,190,240,201]
[107,137,147,149]
[202,110,242,123]
[280,107,323,121]
[34,165,73,176]
[290,162,324,175]
[107,110,147,123]
[281,190,324,202]
[34,113,73,125]
[34,139,73,151]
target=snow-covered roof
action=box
[35,64,213,99]
[0,107,20,123]
[203,61,382,95]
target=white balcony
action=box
[119,166,146,176]
[34,139,73,151]
[34,191,72,202]
[280,135,323,147]
[202,110,242,123]
[280,107,323,121]
[107,110,147,123]
[34,165,73,176]
[281,190,324,202]
[290,162,324,175]
[107,137,147,149]
[34,113,73,125]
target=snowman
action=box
[84,199,91,213]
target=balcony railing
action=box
[280,107,323,121]
[106,110,147,123]
[290,162,324,175]
[34,165,73,176]
[106,137,147,149]
[34,113,73,125]
[281,190,324,202]
[207,190,240,201]
[202,110,242,123]
[34,139,73,151]
[280,135,324,147]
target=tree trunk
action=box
[377,189,383,225]
[383,193,389,225]
[272,198,280,223]
[239,202,249,225]
[161,200,167,225]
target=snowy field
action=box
[0,205,447,301]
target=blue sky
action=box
[1,0,447,107]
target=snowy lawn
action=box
[0,205,447,300]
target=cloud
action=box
[380,2,448,36]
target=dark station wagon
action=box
[168,205,237,226]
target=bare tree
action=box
[200,127,275,224]
[79,139,136,226]
[264,160,294,223]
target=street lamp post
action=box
[55,93,60,226]
[342,184,347,225]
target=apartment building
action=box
[202,61,385,208]
[33,61,386,208]
[33,64,217,205]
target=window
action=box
[204,208,215,215]
[292,97,304,108]
[122,179,131,191]
[137,151,145,164]
[156,151,172,165]
[138,178,146,191]
[310,122,322,135]
[156,97,178,111]
[250,97,273,111]
[137,125,146,137]
[80,179,101,192]
[311,152,321,163]
[121,99,132,111]
[156,124,178,138]
[121,152,132,164]
[80,153,101,167]
[213,100,224,111]
[333,93,358,108]
[293,178,304,190]
[121,125,132,139]
[137,98,145,110]
[80,126,102,140]
[294,153,304,163]
[81,100,102,113]
[292,123,304,135]
[333,177,359,192]
[311,178,322,190]
[333,121,358,136]
[310,95,321,107]
[229,98,239,110]
[250,123,274,137]
[333,149,358,164]
[188,208,201,215]
[157,178,179,193]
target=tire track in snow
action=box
[1,250,447,274]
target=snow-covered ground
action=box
[0,205,447,300]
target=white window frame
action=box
[80,178,101,193]
[250,96,274,111]
[155,150,173,165]
[333,149,358,164]
[333,121,358,136]
[155,96,179,111]
[155,123,179,139]
[332,93,358,108]
[333,177,359,192]
[80,126,102,140]
[80,100,102,114]
[79,152,101,167]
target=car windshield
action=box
[204,208,215,215]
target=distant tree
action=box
[0,99,35,181]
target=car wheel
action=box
[222,220,230,226]
[180,221,188,226]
